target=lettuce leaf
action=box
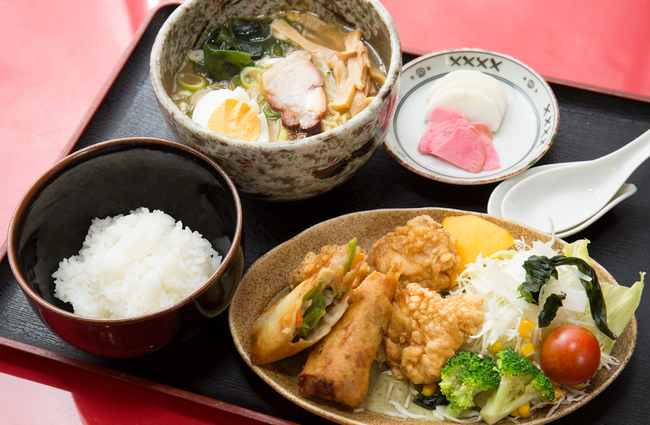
[600,273,645,355]
[562,239,591,264]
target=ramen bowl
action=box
[7,138,244,358]
[150,0,401,201]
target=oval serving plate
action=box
[229,208,636,425]
[384,49,560,185]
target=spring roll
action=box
[296,268,399,407]
[250,239,366,365]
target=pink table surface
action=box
[1,0,649,422]
[2,0,650,254]
[0,342,270,425]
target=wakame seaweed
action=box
[202,44,252,82]
[201,17,289,81]
[537,292,566,328]
[412,393,448,410]
[518,255,616,339]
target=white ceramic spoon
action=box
[500,129,650,232]
[554,183,637,238]
[488,163,637,237]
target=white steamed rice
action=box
[52,207,222,318]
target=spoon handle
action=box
[606,128,650,173]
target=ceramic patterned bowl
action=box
[384,49,559,185]
[8,138,244,358]
[150,0,401,201]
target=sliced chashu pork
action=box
[262,50,327,133]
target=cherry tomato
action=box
[540,325,601,386]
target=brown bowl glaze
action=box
[229,208,637,425]
[8,138,244,358]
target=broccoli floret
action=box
[479,348,554,425]
[439,350,500,412]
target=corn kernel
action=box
[553,386,567,401]
[421,383,436,397]
[521,342,535,358]
[517,402,531,418]
[570,382,585,389]
[489,341,503,354]
[518,319,535,338]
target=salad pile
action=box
[362,238,644,424]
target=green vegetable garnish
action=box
[187,49,205,62]
[240,66,263,89]
[263,104,282,120]
[297,287,326,339]
[480,348,554,425]
[202,44,252,82]
[204,17,289,60]
[519,255,616,339]
[176,72,207,91]
[301,281,320,303]
[562,239,591,264]
[412,393,447,410]
[537,292,566,327]
[439,350,500,411]
[345,238,357,273]
[191,61,209,77]
[599,273,644,354]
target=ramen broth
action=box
[170,11,387,142]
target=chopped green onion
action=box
[188,49,205,62]
[263,104,282,119]
[240,66,263,89]
[176,72,207,91]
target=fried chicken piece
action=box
[368,215,461,291]
[288,243,371,290]
[383,283,484,384]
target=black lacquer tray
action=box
[1,3,649,424]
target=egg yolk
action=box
[207,98,261,141]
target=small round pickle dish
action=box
[384,50,559,184]
[228,208,636,425]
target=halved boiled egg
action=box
[192,87,269,142]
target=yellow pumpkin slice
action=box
[207,98,261,141]
[442,215,515,285]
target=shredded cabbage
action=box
[451,238,644,364]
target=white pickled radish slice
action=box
[425,88,504,132]
[427,69,507,102]
[432,78,507,117]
